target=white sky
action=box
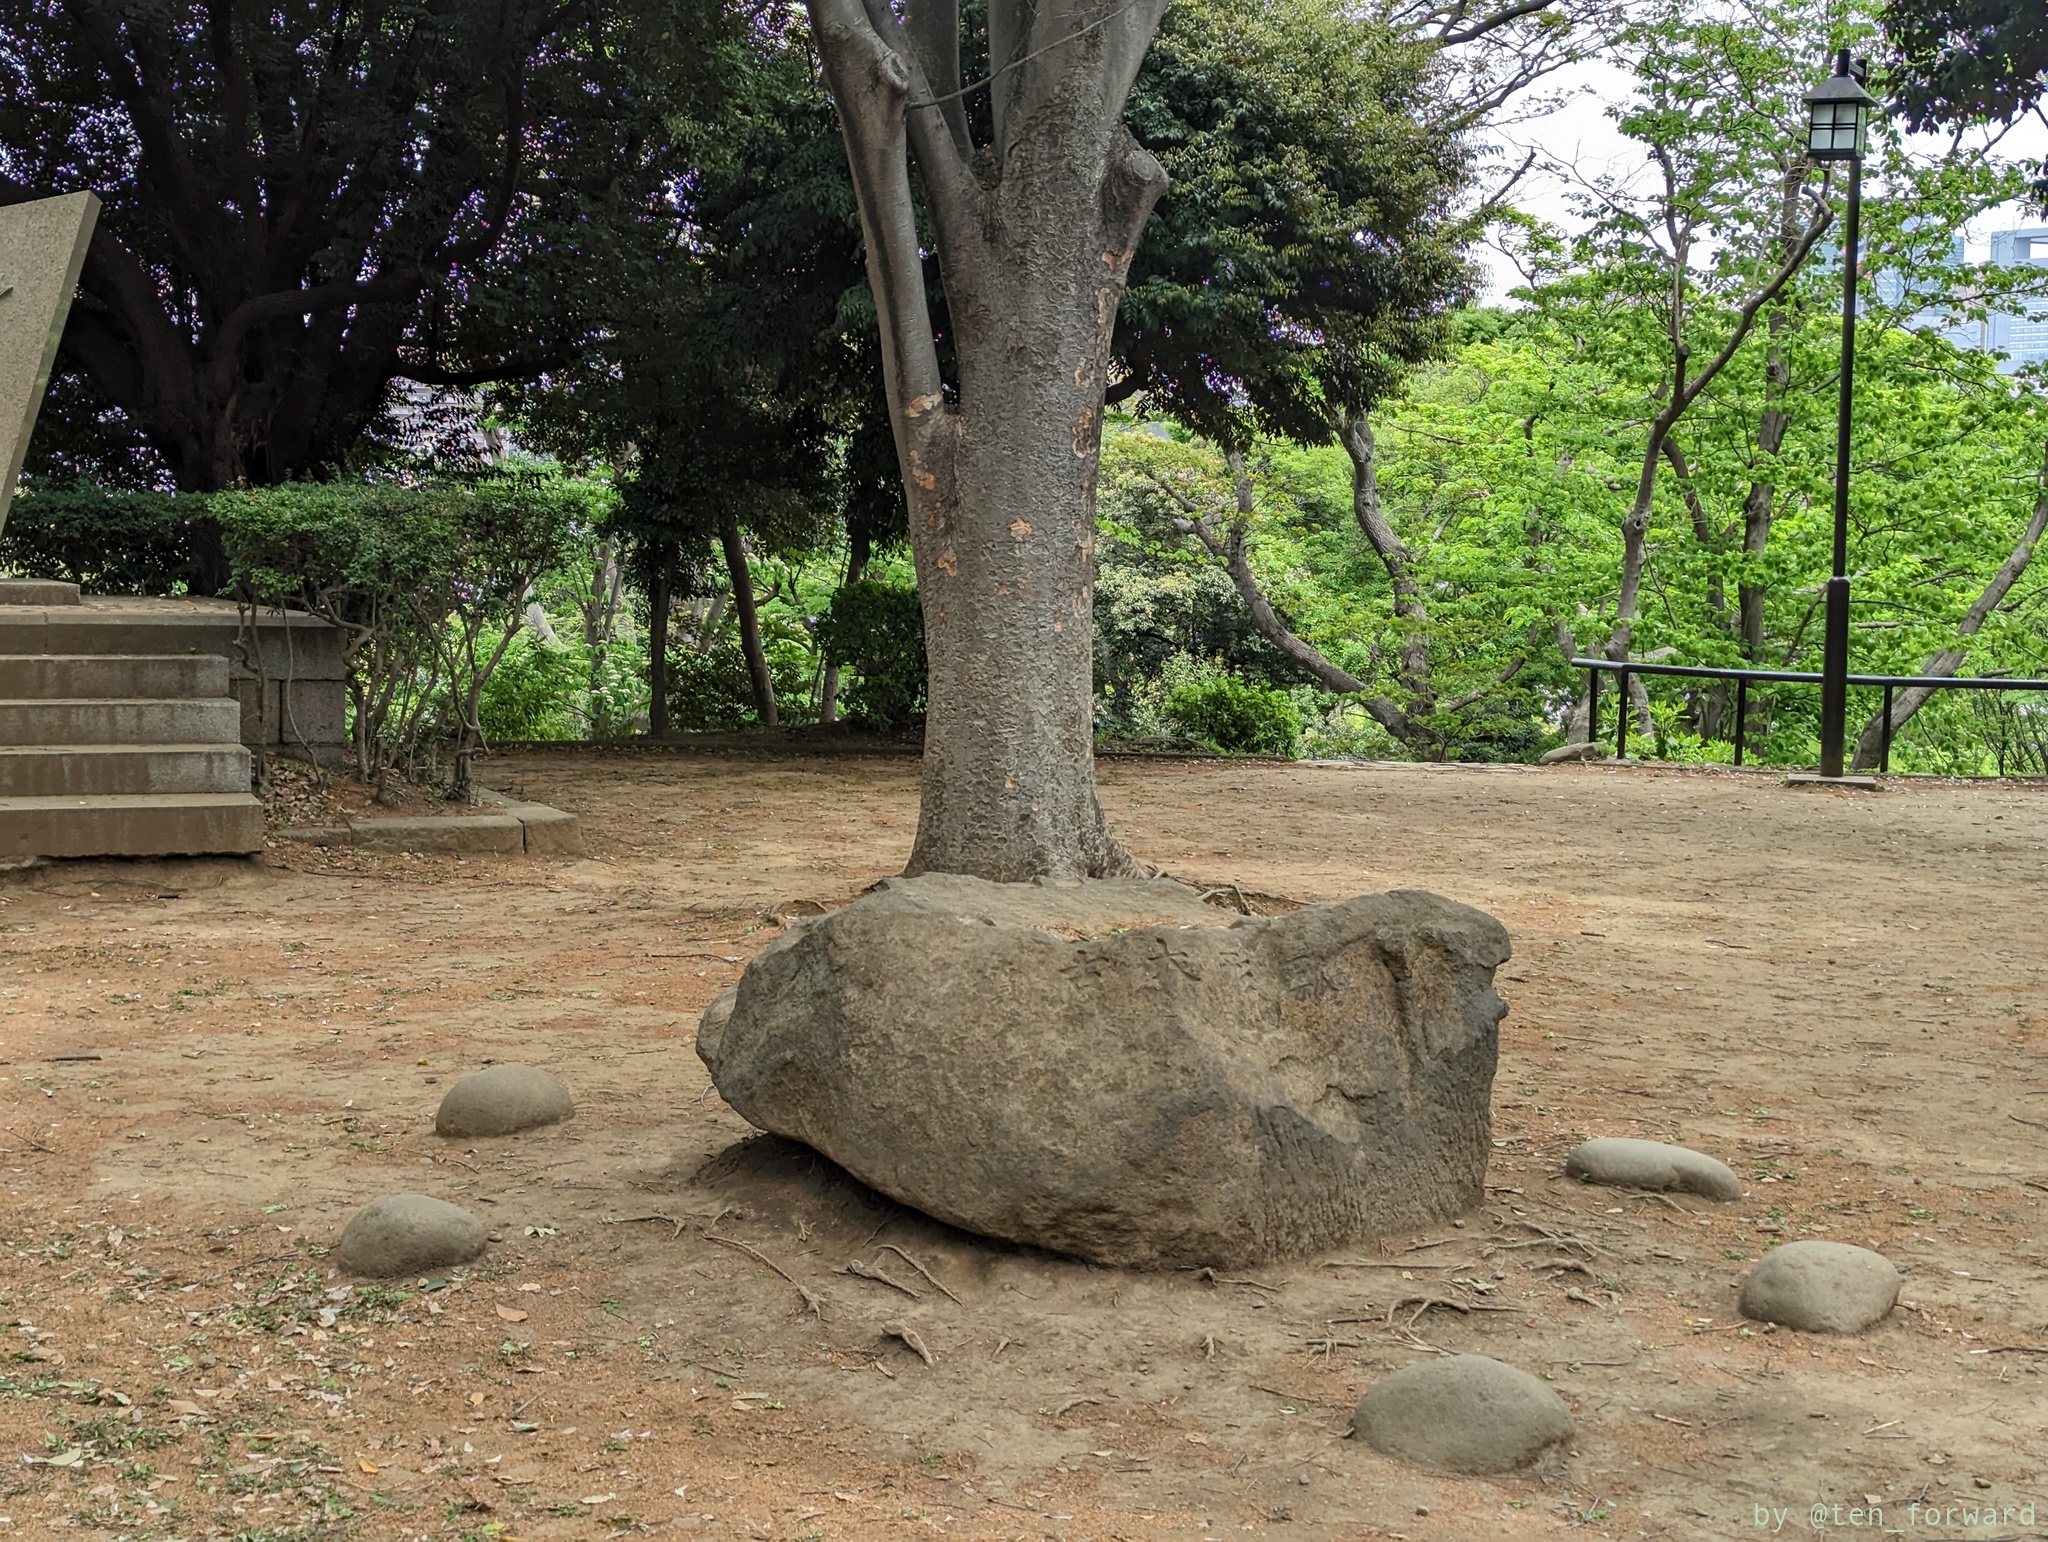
[1472,57,2048,301]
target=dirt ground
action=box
[2,749,2045,1542]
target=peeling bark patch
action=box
[904,391,945,418]
[1009,518,1034,539]
[1072,406,1095,456]
[937,546,958,577]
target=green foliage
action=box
[1119,0,1473,444]
[815,580,926,728]
[213,474,593,784]
[1884,0,2048,201]
[0,484,199,594]
[478,635,583,741]
[1161,662,1301,757]
[666,631,815,732]
[5,0,739,495]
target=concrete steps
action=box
[0,611,263,857]
[0,697,243,745]
[0,794,264,859]
[0,744,253,796]
[0,653,230,699]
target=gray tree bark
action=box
[810,0,1169,878]
[648,565,672,738]
[1338,412,1434,727]
[719,512,778,730]
[1849,441,2048,770]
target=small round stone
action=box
[1738,1241,1900,1334]
[435,1064,574,1138]
[1565,1137,1742,1200]
[335,1194,487,1277]
[1351,1354,1574,1474]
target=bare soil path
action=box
[1,751,2043,1541]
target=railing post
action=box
[1881,682,1894,774]
[1616,670,1630,760]
[1588,666,1599,751]
[1734,676,1747,767]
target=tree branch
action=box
[1851,437,2048,769]
[1438,0,1557,45]
[807,0,951,489]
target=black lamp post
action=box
[1804,50,1877,778]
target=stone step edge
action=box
[0,742,248,754]
[277,794,583,857]
[0,793,262,807]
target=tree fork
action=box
[810,0,1169,879]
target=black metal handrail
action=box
[1571,657,2048,772]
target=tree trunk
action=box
[811,0,1169,878]
[819,539,869,726]
[1849,441,2048,770]
[720,511,778,729]
[648,563,672,738]
[1338,411,1434,718]
[1738,166,1806,667]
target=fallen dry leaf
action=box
[357,1459,379,1475]
[495,1305,529,1323]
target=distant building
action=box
[1981,228,2048,370]
[1858,225,2048,371]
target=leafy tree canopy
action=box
[0,0,734,503]
[1883,0,2048,195]
[1114,0,1476,447]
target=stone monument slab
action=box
[0,192,100,538]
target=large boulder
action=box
[696,875,1509,1268]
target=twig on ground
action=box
[1547,1354,1635,1366]
[1051,1395,1102,1419]
[1251,1383,1338,1406]
[612,1213,685,1240]
[1640,1192,1700,1213]
[1307,1336,1365,1356]
[1385,1294,1520,1327]
[878,1244,962,1303]
[845,1258,920,1298]
[2009,1114,2048,1131]
[881,1322,935,1367]
[705,1233,824,1315]
[1977,1344,2048,1355]
[1325,1256,1478,1268]
[1197,1267,1283,1292]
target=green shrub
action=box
[478,633,583,741]
[1,484,199,594]
[668,640,759,732]
[815,580,926,728]
[1163,671,1301,757]
[667,629,814,731]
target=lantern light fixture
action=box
[1804,49,1876,163]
